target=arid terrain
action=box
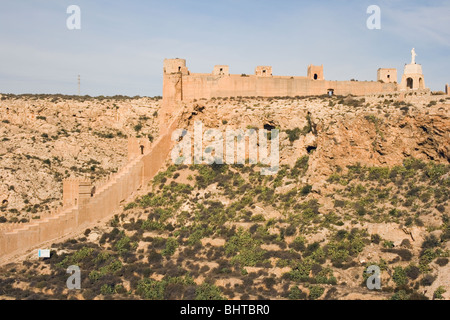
[0,94,160,222]
[0,92,449,300]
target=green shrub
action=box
[100,284,115,295]
[390,290,410,300]
[433,286,446,300]
[195,283,225,300]
[392,267,407,287]
[225,228,266,267]
[124,202,138,210]
[136,278,165,300]
[290,236,306,252]
[288,286,307,300]
[300,184,312,196]
[285,128,301,142]
[308,285,324,300]
[134,123,143,132]
[162,237,178,257]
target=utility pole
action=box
[77,75,80,95]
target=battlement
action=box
[163,58,189,75]
[0,116,182,265]
[307,65,324,80]
[161,59,399,107]
[377,68,397,83]
[255,66,273,77]
[213,65,230,76]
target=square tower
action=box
[163,58,189,75]
[213,65,229,76]
[307,65,324,80]
[377,68,397,83]
[255,66,272,77]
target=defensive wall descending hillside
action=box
[0,53,435,264]
[0,112,182,264]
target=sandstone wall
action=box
[169,73,398,103]
[0,113,181,264]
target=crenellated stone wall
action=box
[162,59,399,107]
[0,112,182,265]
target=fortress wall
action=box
[142,116,180,184]
[326,81,398,96]
[0,113,182,264]
[177,74,398,101]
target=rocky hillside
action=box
[0,92,448,300]
[0,94,160,223]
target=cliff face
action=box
[308,102,449,181]
[178,94,449,183]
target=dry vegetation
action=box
[0,93,449,300]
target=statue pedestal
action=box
[400,63,425,91]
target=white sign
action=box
[38,249,51,258]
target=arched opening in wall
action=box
[140,145,144,155]
[327,89,334,97]
[387,75,390,80]
[178,66,181,72]
[419,78,424,89]
[407,77,413,89]
[314,74,318,80]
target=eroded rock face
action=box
[178,95,449,185]
[309,103,449,182]
[1,93,449,222]
[0,95,160,222]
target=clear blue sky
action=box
[0,0,449,96]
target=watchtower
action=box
[213,65,229,76]
[377,68,397,83]
[307,65,324,80]
[255,66,272,77]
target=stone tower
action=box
[161,58,189,133]
[213,65,229,76]
[255,66,273,77]
[162,58,189,105]
[377,68,397,83]
[307,65,324,80]
[400,48,425,90]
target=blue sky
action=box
[0,0,449,96]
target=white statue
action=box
[411,48,417,64]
